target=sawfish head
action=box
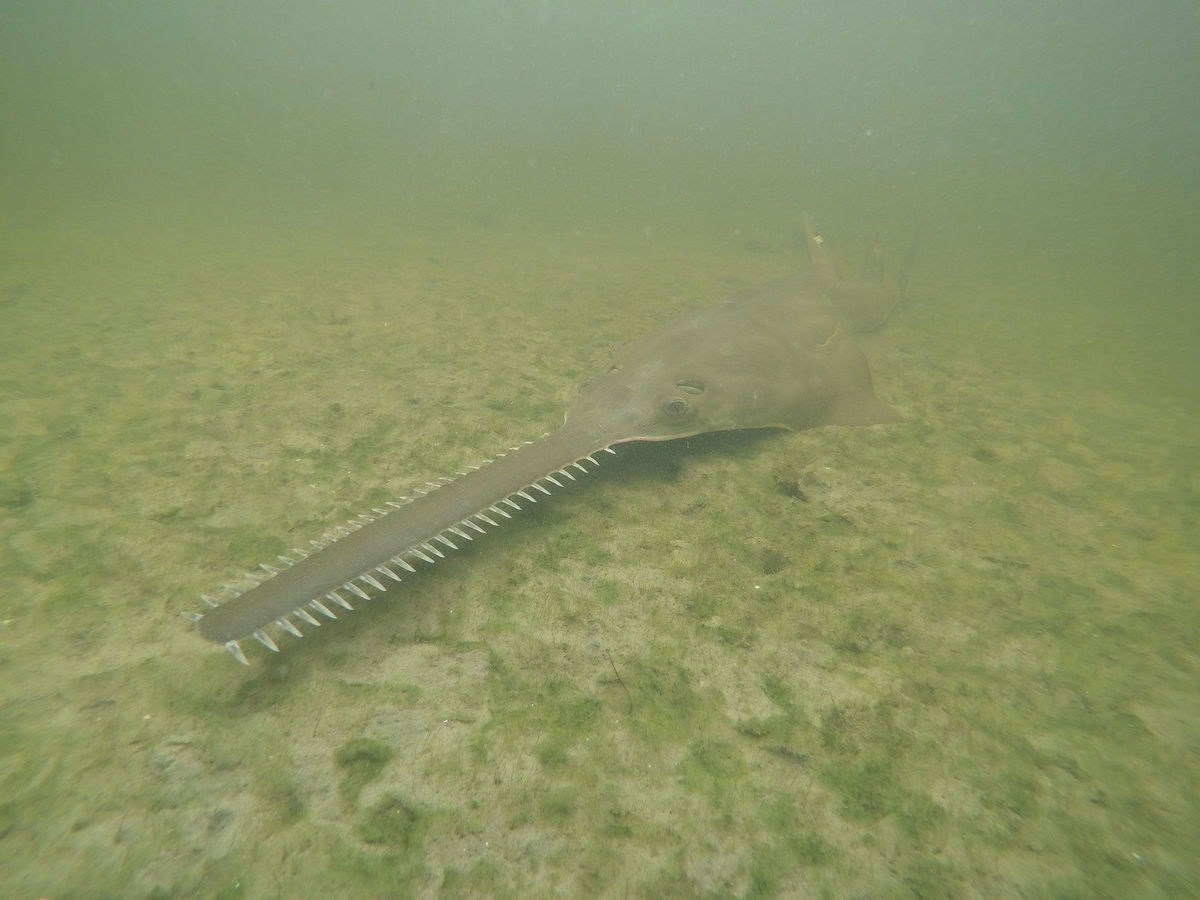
[562,284,899,449]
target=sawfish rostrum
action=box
[189,216,906,664]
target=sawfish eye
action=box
[676,379,705,394]
[664,398,688,417]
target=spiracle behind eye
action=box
[664,398,688,417]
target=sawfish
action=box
[189,214,908,664]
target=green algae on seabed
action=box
[334,738,395,808]
[0,222,1197,898]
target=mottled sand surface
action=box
[1,212,1196,898]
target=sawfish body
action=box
[191,218,904,663]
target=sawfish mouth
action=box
[188,424,629,665]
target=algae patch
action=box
[335,738,394,808]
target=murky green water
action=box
[2,3,1197,897]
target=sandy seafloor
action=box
[1,210,1196,898]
